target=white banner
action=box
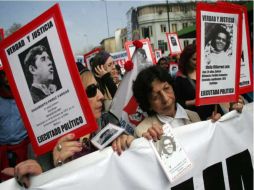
[1,103,253,190]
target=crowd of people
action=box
[0,37,249,188]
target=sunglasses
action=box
[86,84,99,98]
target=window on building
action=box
[158,40,168,53]
[160,24,167,33]
[182,23,188,29]
[172,24,177,32]
[141,26,153,38]
[184,40,189,47]
[149,26,153,36]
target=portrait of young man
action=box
[19,37,62,104]
[170,36,177,46]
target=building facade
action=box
[100,36,116,53]
[125,2,196,56]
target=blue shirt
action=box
[0,97,28,145]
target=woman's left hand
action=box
[112,134,135,156]
[1,159,42,188]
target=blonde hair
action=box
[80,71,94,89]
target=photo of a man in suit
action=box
[20,37,62,104]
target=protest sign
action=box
[83,48,100,70]
[0,28,4,70]
[0,58,2,70]
[125,38,156,65]
[110,40,155,134]
[1,103,252,190]
[169,62,178,78]
[196,3,242,105]
[154,49,162,63]
[110,50,128,73]
[0,4,97,155]
[217,2,253,94]
[166,32,182,56]
[150,123,192,183]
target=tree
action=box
[5,23,22,37]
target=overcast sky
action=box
[0,0,170,55]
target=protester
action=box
[0,71,29,182]
[91,50,118,111]
[157,57,169,72]
[175,44,243,120]
[111,64,122,87]
[2,65,134,188]
[53,67,134,166]
[132,65,205,141]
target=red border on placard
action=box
[196,2,242,106]
[124,38,156,64]
[166,32,182,56]
[83,48,100,68]
[0,4,98,155]
[0,28,4,70]
[216,2,253,94]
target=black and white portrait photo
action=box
[204,23,232,65]
[19,37,62,104]
[170,36,177,46]
[159,135,176,159]
[166,33,182,55]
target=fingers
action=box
[95,65,107,77]
[232,97,244,113]
[112,134,135,156]
[1,167,15,176]
[57,133,76,144]
[142,124,163,141]
[211,112,221,122]
[53,133,82,166]
[14,160,42,188]
[15,160,42,177]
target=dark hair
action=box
[24,45,47,70]
[90,50,111,96]
[91,51,110,75]
[157,57,168,65]
[178,44,196,76]
[76,61,89,75]
[132,65,174,116]
[159,136,176,155]
[115,64,122,76]
[211,25,231,51]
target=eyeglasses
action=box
[86,84,99,98]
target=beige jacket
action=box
[134,109,200,137]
